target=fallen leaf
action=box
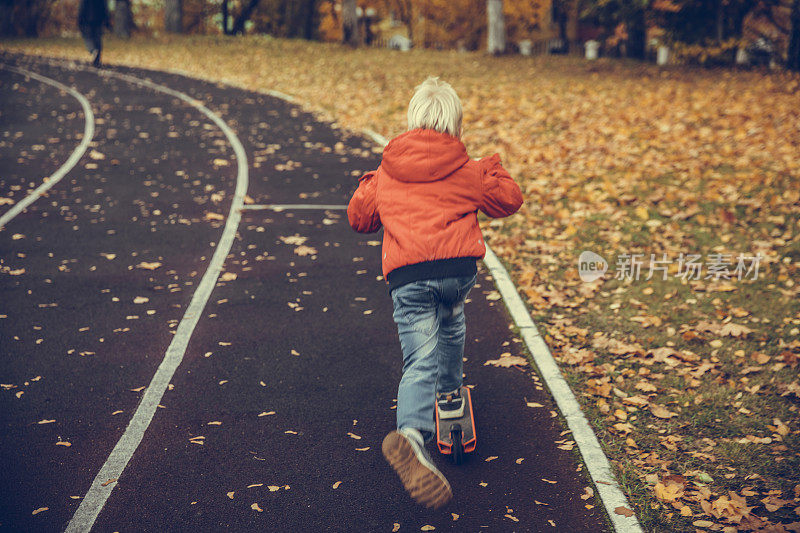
[484,355,528,368]
[136,262,162,270]
[649,404,678,419]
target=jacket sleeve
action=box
[347,171,382,233]
[478,154,523,218]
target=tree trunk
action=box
[0,0,14,37]
[221,0,229,34]
[627,7,646,60]
[789,0,800,71]
[304,0,318,40]
[114,0,132,38]
[487,0,506,54]
[231,0,260,35]
[342,0,359,46]
[164,0,182,33]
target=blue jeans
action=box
[390,274,477,442]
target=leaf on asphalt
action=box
[541,478,557,484]
[526,402,543,408]
[247,483,263,488]
[258,411,276,417]
[484,355,528,368]
[294,245,317,257]
[136,262,162,270]
[392,524,400,532]
[485,456,498,462]
[227,491,234,499]
[250,503,262,512]
[32,507,48,515]
[347,432,361,440]
[55,441,71,446]
[89,149,105,160]
[38,419,55,424]
[279,234,307,246]
[130,386,145,392]
[421,526,435,531]
[332,481,342,489]
[207,421,222,426]
[220,272,237,281]
[133,296,149,304]
[355,447,370,451]
[205,212,224,221]
[267,485,281,492]
[614,506,635,517]
[213,158,229,167]
[100,253,116,260]
[101,478,117,487]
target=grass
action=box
[2,34,799,532]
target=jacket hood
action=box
[381,129,469,183]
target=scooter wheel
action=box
[450,429,464,465]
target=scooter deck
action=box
[435,386,476,455]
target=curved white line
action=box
[0,64,95,229]
[64,69,249,532]
[365,131,642,533]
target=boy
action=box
[347,77,523,508]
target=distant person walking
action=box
[78,0,109,68]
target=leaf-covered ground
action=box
[2,35,799,532]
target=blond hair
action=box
[407,77,462,137]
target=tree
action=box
[789,0,800,70]
[0,0,14,37]
[164,0,182,33]
[487,0,506,53]
[221,0,230,35]
[342,0,359,45]
[114,0,133,38]
[552,0,571,53]
[232,0,265,35]
[581,0,649,58]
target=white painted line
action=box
[0,64,95,229]
[64,68,249,533]
[365,130,642,532]
[242,203,347,211]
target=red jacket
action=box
[348,128,523,288]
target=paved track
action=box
[0,54,610,532]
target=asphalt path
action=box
[0,54,610,532]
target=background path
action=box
[1,55,611,532]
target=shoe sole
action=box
[382,431,453,509]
